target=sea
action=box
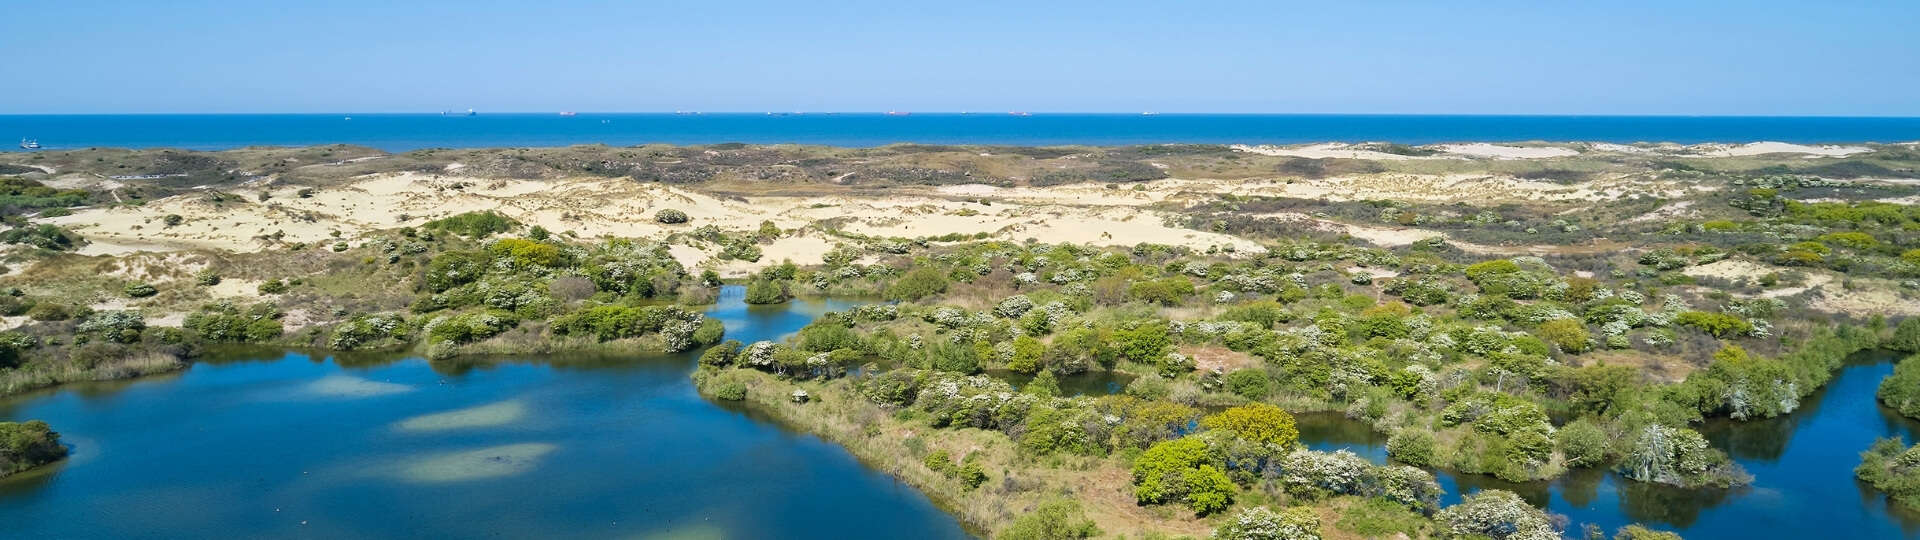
[3,113,1918,152]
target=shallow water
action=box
[0,290,969,539]
[1303,350,1920,538]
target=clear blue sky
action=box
[4,1,1916,115]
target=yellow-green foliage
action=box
[488,238,564,268]
[1200,403,1299,447]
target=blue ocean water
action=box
[4,114,1918,151]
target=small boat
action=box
[1008,111,1031,117]
[1141,111,1159,116]
[19,138,40,149]
[885,111,910,116]
[467,109,477,116]
[559,111,577,117]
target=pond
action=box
[0,288,971,539]
[1302,349,1920,538]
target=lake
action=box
[0,290,970,539]
[1302,350,1920,538]
[6,289,1920,538]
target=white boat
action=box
[559,111,576,117]
[19,138,39,149]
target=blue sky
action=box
[4,1,1915,115]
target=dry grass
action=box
[0,351,185,395]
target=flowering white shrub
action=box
[1435,489,1559,540]
[1279,449,1371,494]
[994,295,1035,318]
[1210,506,1320,540]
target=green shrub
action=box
[712,380,747,401]
[424,251,488,292]
[488,238,566,268]
[1132,436,1224,509]
[744,279,788,304]
[183,303,284,343]
[1386,429,1435,467]
[194,268,222,286]
[425,312,517,344]
[123,282,157,298]
[1889,317,1920,353]
[1675,311,1753,338]
[1856,436,1920,510]
[1537,318,1591,354]
[0,224,82,251]
[885,267,949,301]
[1215,506,1322,540]
[1225,368,1271,400]
[995,498,1099,540]
[1879,355,1920,420]
[1006,335,1045,375]
[257,279,289,295]
[1114,322,1171,364]
[423,211,519,237]
[1556,418,1612,468]
[654,209,689,224]
[1200,403,1299,447]
[0,420,67,477]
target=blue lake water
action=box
[4,284,1919,538]
[1302,350,1920,538]
[4,114,1918,151]
[0,290,970,539]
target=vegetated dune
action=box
[44,172,1264,273]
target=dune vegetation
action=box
[4,141,1920,534]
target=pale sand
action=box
[397,443,556,483]
[1229,143,1434,160]
[1695,141,1870,157]
[207,278,264,299]
[301,375,413,398]
[49,173,1271,272]
[1437,143,1579,159]
[1257,212,1438,247]
[1679,258,1920,315]
[395,400,527,432]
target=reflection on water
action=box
[0,287,968,539]
[1303,350,1920,538]
[985,369,1136,397]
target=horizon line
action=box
[4,111,1920,119]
